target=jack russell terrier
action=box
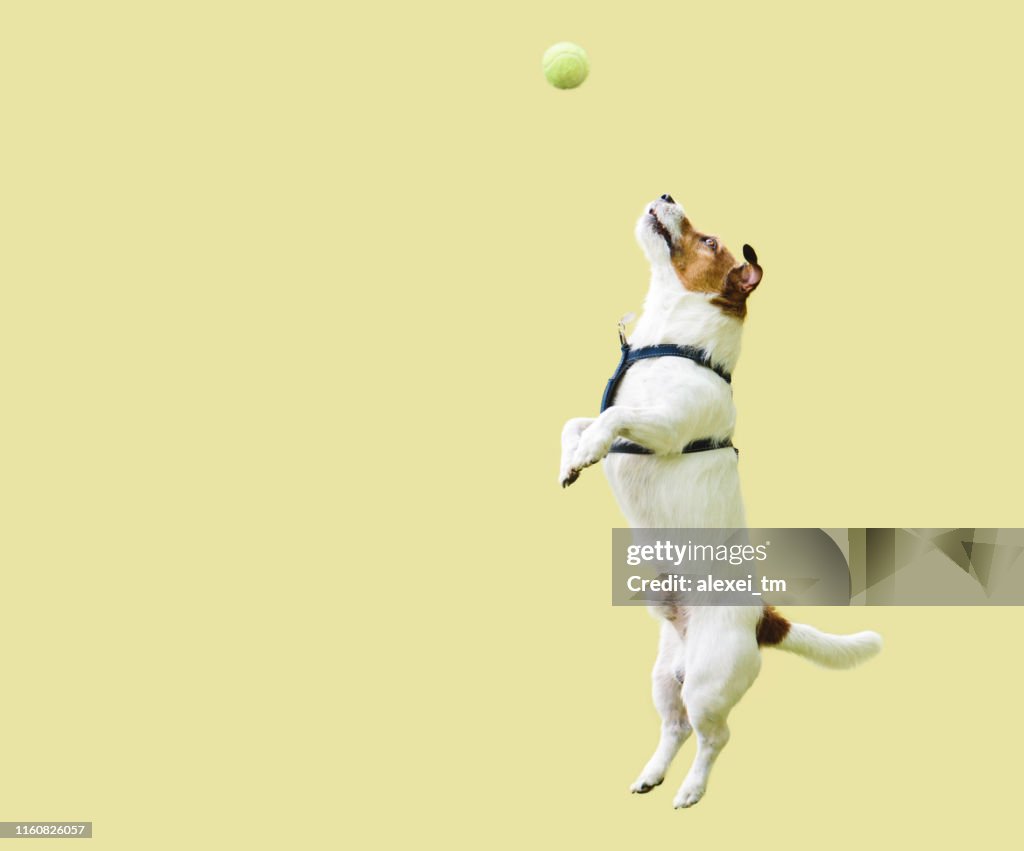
[559,195,881,809]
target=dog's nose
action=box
[660,194,675,204]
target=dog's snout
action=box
[660,194,675,204]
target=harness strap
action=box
[600,334,738,457]
[622,344,731,384]
[608,437,738,456]
[600,343,731,414]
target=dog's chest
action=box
[614,358,736,432]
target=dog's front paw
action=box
[560,467,581,488]
[559,448,583,488]
[570,426,614,474]
[559,417,595,489]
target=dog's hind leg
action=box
[631,619,691,794]
[673,622,761,809]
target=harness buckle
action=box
[617,312,635,348]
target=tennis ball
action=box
[543,42,589,90]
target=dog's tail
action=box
[757,607,882,669]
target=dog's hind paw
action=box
[630,776,664,794]
[672,783,706,809]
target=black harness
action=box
[600,327,738,457]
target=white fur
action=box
[776,623,884,669]
[560,198,882,809]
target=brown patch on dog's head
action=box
[668,217,763,319]
[755,606,790,646]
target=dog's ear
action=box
[735,244,762,292]
[711,260,763,318]
[727,260,763,294]
[738,262,762,293]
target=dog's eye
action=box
[703,237,718,251]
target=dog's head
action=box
[636,195,763,319]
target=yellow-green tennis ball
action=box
[543,42,589,90]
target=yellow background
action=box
[1,1,1022,848]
